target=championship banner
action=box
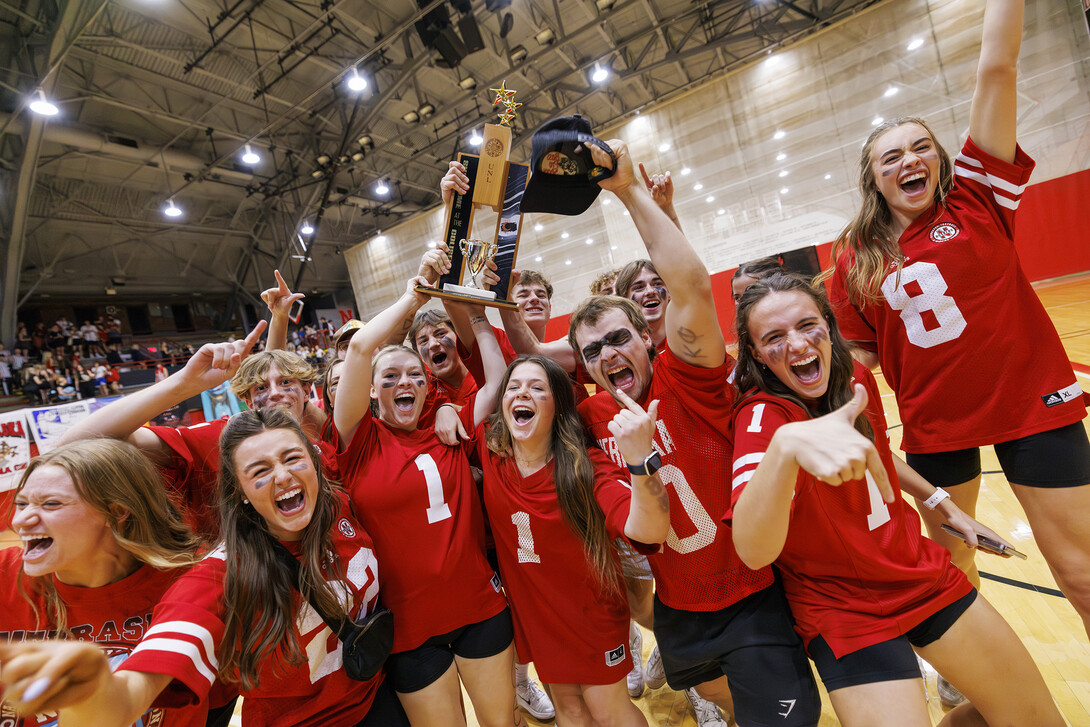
[0,410,32,494]
[28,400,93,454]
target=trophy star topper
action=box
[490,81,520,127]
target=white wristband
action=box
[923,488,950,510]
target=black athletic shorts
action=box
[653,580,821,726]
[385,607,514,693]
[808,588,978,691]
[906,421,1090,488]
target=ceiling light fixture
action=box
[884,85,899,98]
[347,68,368,92]
[459,76,477,90]
[872,115,884,126]
[375,179,390,195]
[535,28,555,45]
[402,110,420,124]
[510,45,528,63]
[658,142,671,152]
[775,152,786,161]
[773,129,786,140]
[907,37,924,51]
[300,222,315,235]
[419,103,435,118]
[163,199,182,218]
[534,223,543,231]
[591,63,609,84]
[680,167,691,176]
[241,144,260,165]
[29,89,58,116]
[469,130,483,146]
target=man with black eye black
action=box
[570,137,824,727]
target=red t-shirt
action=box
[727,364,973,658]
[120,498,383,727]
[476,437,655,684]
[827,137,1085,453]
[0,548,207,727]
[460,326,590,404]
[338,407,507,652]
[148,418,339,539]
[577,345,772,611]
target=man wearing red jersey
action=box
[570,138,820,727]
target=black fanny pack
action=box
[272,541,394,681]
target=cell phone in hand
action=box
[289,299,304,324]
[940,524,1027,560]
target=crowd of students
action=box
[2,1,1088,725]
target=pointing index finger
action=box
[613,387,644,415]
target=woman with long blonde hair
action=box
[818,0,1090,645]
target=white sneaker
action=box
[627,622,645,698]
[937,675,966,708]
[685,688,731,727]
[644,644,666,690]
[516,679,555,721]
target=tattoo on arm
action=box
[470,315,488,327]
[676,326,701,344]
[680,344,705,361]
[641,473,670,513]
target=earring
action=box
[242,498,249,504]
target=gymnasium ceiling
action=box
[0,0,882,327]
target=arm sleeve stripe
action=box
[142,621,219,670]
[131,637,218,686]
[732,452,765,473]
[732,469,757,490]
[953,167,1021,210]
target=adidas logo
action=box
[1043,394,1063,407]
[605,644,625,667]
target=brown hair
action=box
[231,350,320,402]
[485,356,621,597]
[814,117,954,305]
[513,270,553,299]
[732,257,784,282]
[407,309,453,353]
[614,259,659,299]
[216,408,349,690]
[733,273,872,439]
[13,439,200,635]
[589,269,619,296]
[567,295,652,359]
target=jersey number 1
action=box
[881,262,966,348]
[415,454,452,524]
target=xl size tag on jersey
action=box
[1041,382,1082,408]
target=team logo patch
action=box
[605,643,626,667]
[929,222,960,243]
[337,518,356,538]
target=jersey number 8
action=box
[881,262,967,348]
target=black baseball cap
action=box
[520,115,616,216]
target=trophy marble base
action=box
[443,283,497,300]
[414,285,520,311]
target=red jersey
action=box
[728,364,972,658]
[338,408,506,652]
[476,438,655,684]
[828,137,1085,453]
[120,498,383,727]
[148,418,340,539]
[0,549,206,727]
[577,345,772,611]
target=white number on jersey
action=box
[746,403,766,433]
[661,464,717,555]
[881,262,966,348]
[511,511,542,564]
[415,453,452,524]
[864,471,891,531]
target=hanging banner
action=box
[0,411,32,494]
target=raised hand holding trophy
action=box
[416,82,527,310]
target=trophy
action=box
[415,82,527,311]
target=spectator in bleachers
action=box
[80,320,104,357]
[93,362,109,396]
[74,362,95,399]
[106,345,123,365]
[0,344,11,396]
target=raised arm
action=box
[638,163,682,233]
[447,303,507,428]
[608,389,670,544]
[732,385,893,569]
[55,323,267,465]
[968,0,1023,162]
[497,271,578,372]
[335,277,430,444]
[592,140,724,369]
[260,269,304,351]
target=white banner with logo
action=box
[27,401,93,454]
[0,410,32,493]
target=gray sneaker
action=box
[516,678,555,721]
[685,688,731,727]
[627,622,645,698]
[645,644,666,690]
